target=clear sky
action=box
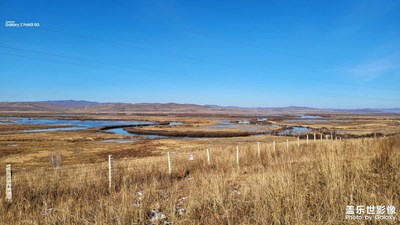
[1,0,399,108]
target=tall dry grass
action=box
[0,136,399,224]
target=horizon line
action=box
[0,99,399,110]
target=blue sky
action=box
[0,0,399,108]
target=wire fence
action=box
[1,136,349,203]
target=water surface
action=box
[0,117,154,136]
[299,115,323,119]
[22,127,87,133]
[106,128,166,139]
[15,118,152,128]
[279,126,311,135]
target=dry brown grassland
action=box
[0,136,399,224]
[0,113,399,224]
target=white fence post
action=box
[297,137,300,147]
[306,135,309,144]
[273,141,276,152]
[286,139,289,151]
[236,146,240,166]
[167,152,172,176]
[108,155,113,190]
[6,164,12,203]
[321,133,323,140]
[331,131,333,140]
[206,149,211,165]
[257,142,260,159]
[314,133,316,141]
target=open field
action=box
[0,112,399,167]
[3,0,400,223]
[0,111,399,224]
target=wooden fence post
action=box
[286,139,289,151]
[236,146,239,166]
[314,133,316,141]
[167,152,172,176]
[257,142,260,159]
[206,149,211,165]
[273,141,276,152]
[108,155,113,190]
[306,135,309,144]
[321,133,323,140]
[6,164,12,203]
[236,146,240,167]
[297,137,300,147]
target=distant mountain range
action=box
[0,100,399,114]
[38,100,101,107]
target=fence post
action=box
[297,137,300,147]
[314,133,316,141]
[331,131,333,140]
[286,139,289,151]
[236,146,240,167]
[167,152,172,176]
[257,142,260,159]
[6,164,12,203]
[320,133,323,140]
[273,141,276,152]
[108,155,113,190]
[206,149,211,165]
[306,135,309,144]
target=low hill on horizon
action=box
[0,100,399,115]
